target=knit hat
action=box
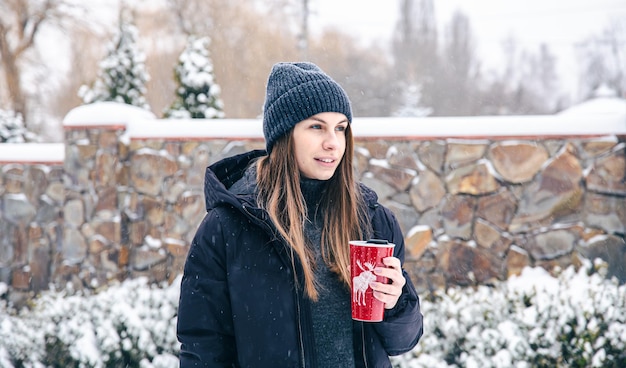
[263,62,353,153]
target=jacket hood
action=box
[203,150,266,211]
[203,149,380,212]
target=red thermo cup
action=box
[350,239,395,322]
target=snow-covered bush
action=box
[1,261,624,367]
[0,277,180,368]
[0,109,39,143]
[392,259,626,368]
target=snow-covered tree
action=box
[78,13,151,110]
[0,109,39,143]
[576,18,626,100]
[393,84,432,117]
[164,36,224,119]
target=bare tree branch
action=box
[0,0,78,123]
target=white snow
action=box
[62,102,156,127]
[558,96,626,116]
[407,225,432,238]
[121,111,626,140]
[122,118,263,140]
[353,112,626,138]
[144,235,163,249]
[0,143,64,163]
[507,266,560,294]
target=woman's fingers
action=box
[370,257,406,308]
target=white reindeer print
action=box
[352,260,377,306]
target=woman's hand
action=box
[370,257,407,309]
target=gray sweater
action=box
[301,178,355,368]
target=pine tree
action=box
[164,36,224,119]
[0,109,39,143]
[78,13,151,110]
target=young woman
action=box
[177,62,423,367]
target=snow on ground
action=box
[0,261,624,367]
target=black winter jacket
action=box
[177,150,423,368]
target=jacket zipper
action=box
[361,322,369,368]
[295,285,307,368]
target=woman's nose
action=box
[323,131,340,149]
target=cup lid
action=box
[349,239,395,247]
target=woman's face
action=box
[292,112,348,180]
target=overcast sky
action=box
[309,0,626,97]
[310,0,624,48]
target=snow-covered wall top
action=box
[1,98,625,163]
[124,97,626,140]
[0,143,65,164]
[67,97,626,138]
[122,112,626,141]
[62,101,157,128]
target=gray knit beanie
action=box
[263,62,353,153]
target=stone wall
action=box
[1,102,625,305]
[0,159,65,297]
[360,137,626,294]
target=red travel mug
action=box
[350,239,395,322]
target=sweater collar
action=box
[300,176,328,221]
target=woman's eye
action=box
[336,125,346,132]
[311,124,322,130]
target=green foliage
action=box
[44,335,78,368]
[78,13,151,111]
[164,36,224,119]
[0,109,38,143]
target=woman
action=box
[177,62,423,367]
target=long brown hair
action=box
[256,124,370,301]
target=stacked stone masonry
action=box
[1,120,625,306]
